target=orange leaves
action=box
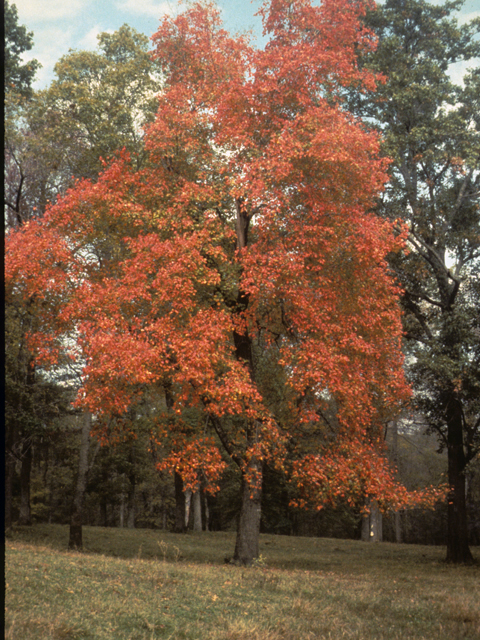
[5,0,419,513]
[257,0,379,102]
[290,441,447,512]
[155,434,227,495]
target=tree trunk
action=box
[445,394,473,564]
[18,440,32,525]
[69,412,91,550]
[5,422,19,531]
[230,254,263,564]
[233,454,262,565]
[5,452,16,531]
[185,488,192,529]
[100,500,107,527]
[361,500,383,542]
[126,494,135,528]
[391,420,402,543]
[173,471,186,533]
[192,490,202,532]
[127,445,136,528]
[119,495,125,527]
[394,511,402,544]
[202,491,209,531]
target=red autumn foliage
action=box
[5,1,445,556]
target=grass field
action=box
[5,524,480,639]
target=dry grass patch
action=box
[5,526,480,639]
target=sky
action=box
[11,0,480,90]
[13,0,267,89]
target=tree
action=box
[41,24,161,183]
[4,26,162,541]
[4,25,161,228]
[4,0,40,97]
[6,0,437,564]
[359,0,480,563]
[4,1,40,227]
[4,302,69,529]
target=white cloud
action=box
[116,0,175,19]
[13,0,90,21]
[458,10,480,25]
[23,26,75,87]
[448,59,479,87]
[78,26,113,51]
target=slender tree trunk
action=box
[126,493,135,528]
[391,420,402,543]
[100,501,107,527]
[185,488,192,529]
[192,490,202,532]
[445,395,473,564]
[361,499,383,542]
[165,384,186,534]
[173,471,186,533]
[5,452,16,531]
[119,494,125,528]
[18,440,32,525]
[233,453,262,565]
[127,445,136,528]
[394,511,402,544]
[202,491,209,531]
[69,412,91,550]
[18,357,35,526]
[5,421,19,530]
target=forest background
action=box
[4,0,480,565]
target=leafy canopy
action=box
[4,0,40,96]
[5,0,441,510]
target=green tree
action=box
[4,0,40,96]
[5,303,70,529]
[42,24,161,182]
[4,1,40,226]
[4,25,161,227]
[361,0,480,563]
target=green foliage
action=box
[4,24,161,227]
[3,0,40,96]
[46,24,161,180]
[4,302,71,525]
[360,0,480,445]
[356,0,480,561]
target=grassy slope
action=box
[5,524,480,640]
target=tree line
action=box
[4,0,479,565]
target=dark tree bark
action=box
[69,412,91,550]
[361,500,383,543]
[233,453,263,565]
[391,420,402,543]
[192,489,202,532]
[201,490,209,531]
[230,206,263,564]
[445,394,473,564]
[5,452,16,531]
[231,327,263,563]
[18,440,32,525]
[100,500,107,527]
[173,470,186,533]
[5,422,19,531]
[394,511,402,544]
[126,444,136,528]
